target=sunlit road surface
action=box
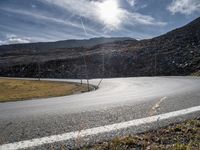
[0,76,200,149]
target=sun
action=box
[97,0,121,29]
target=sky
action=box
[0,0,200,45]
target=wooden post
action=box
[97,50,105,88]
[38,62,41,81]
[82,54,90,91]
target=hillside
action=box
[0,17,199,78]
[0,37,134,67]
[0,37,133,54]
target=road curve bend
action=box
[0,76,200,149]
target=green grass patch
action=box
[0,78,88,102]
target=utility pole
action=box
[81,65,83,85]
[37,62,41,81]
[154,53,157,76]
[80,64,83,85]
[31,47,41,80]
[97,50,105,88]
[154,51,176,76]
[82,53,90,91]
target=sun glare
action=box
[98,0,121,29]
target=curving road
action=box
[0,76,200,149]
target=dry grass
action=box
[88,118,200,150]
[0,78,88,102]
[192,70,200,76]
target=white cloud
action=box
[44,0,97,21]
[0,34,31,45]
[0,0,167,42]
[124,12,166,26]
[167,0,200,15]
[126,0,136,7]
[1,7,105,37]
[0,40,4,45]
[44,0,166,30]
[1,8,83,29]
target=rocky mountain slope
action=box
[0,17,199,78]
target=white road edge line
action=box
[1,105,200,150]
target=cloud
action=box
[1,8,84,30]
[124,12,167,26]
[0,34,31,45]
[0,0,167,42]
[126,0,136,7]
[0,40,4,45]
[0,7,105,37]
[44,0,166,30]
[167,0,200,15]
[44,0,97,21]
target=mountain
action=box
[0,37,135,67]
[0,37,134,53]
[0,17,199,78]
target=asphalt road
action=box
[0,76,200,149]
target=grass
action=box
[191,70,200,76]
[0,78,89,102]
[88,118,200,150]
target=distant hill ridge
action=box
[0,37,134,51]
